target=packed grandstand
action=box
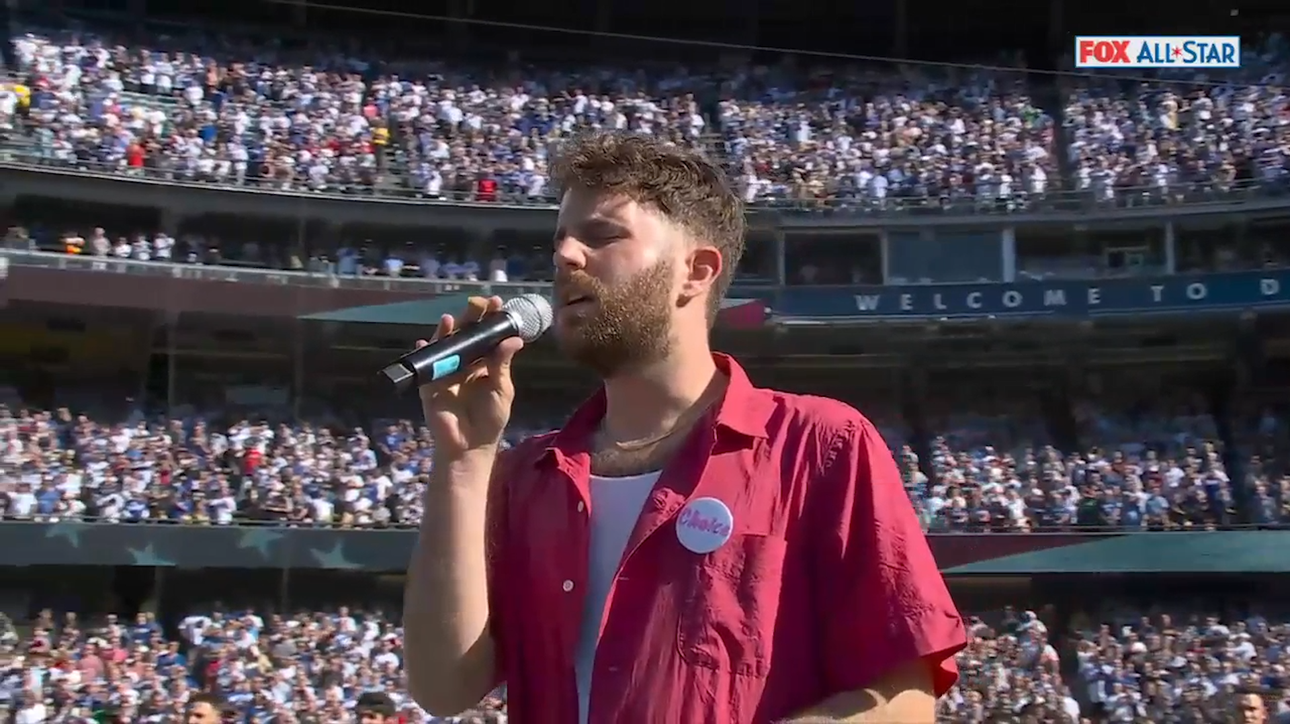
[0,3,1289,724]
[0,20,1284,208]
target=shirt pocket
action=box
[675,533,788,678]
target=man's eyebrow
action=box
[553,216,628,241]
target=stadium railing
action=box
[0,247,554,294]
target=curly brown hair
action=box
[550,130,746,326]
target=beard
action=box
[554,258,674,378]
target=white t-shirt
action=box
[421,257,440,279]
[15,702,46,724]
[574,473,658,724]
[7,491,36,516]
[153,235,174,260]
[490,258,509,282]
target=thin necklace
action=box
[608,423,687,452]
[600,395,719,452]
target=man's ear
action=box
[680,244,723,301]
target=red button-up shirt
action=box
[487,354,965,723]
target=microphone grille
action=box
[503,294,555,342]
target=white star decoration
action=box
[237,529,284,559]
[45,521,87,548]
[126,543,176,567]
[310,542,360,570]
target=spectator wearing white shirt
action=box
[459,258,480,281]
[89,232,110,257]
[489,253,509,282]
[442,258,462,279]
[13,692,45,724]
[419,253,440,279]
[153,233,174,261]
[132,235,152,261]
[6,482,36,517]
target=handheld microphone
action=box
[379,294,554,394]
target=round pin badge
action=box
[676,497,734,554]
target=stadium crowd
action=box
[948,605,1290,723]
[1,23,1286,209]
[4,14,1290,724]
[0,404,562,527]
[0,605,507,723]
[904,395,1267,532]
[0,387,1279,529]
[1061,33,1290,203]
[4,599,1290,722]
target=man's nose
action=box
[552,237,588,271]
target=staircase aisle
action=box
[1030,75,1077,190]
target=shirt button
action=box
[577,501,585,513]
[563,580,574,592]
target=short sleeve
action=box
[811,416,966,698]
[485,448,514,688]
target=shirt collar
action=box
[546,353,774,460]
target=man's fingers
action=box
[423,298,518,391]
[418,315,456,397]
[428,314,454,344]
[486,337,524,387]
[464,296,490,324]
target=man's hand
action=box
[417,295,525,459]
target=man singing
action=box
[403,130,966,724]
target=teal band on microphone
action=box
[430,355,462,380]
